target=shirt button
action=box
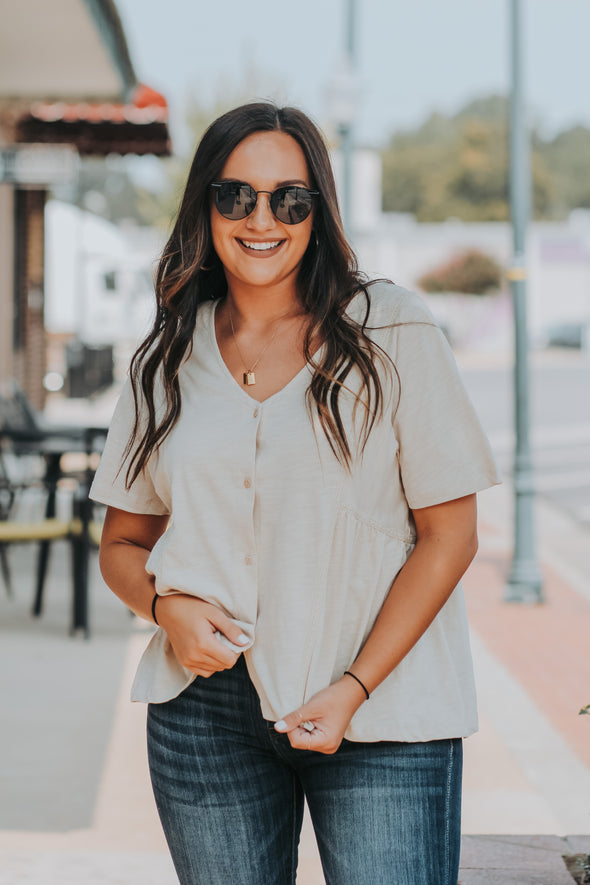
[244,554,253,566]
[243,478,252,489]
[253,408,259,418]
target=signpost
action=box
[505,0,544,603]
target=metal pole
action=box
[505,0,544,602]
[340,0,356,234]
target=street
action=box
[459,348,590,527]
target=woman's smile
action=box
[237,238,285,256]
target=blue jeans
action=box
[147,656,462,885]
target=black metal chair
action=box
[0,451,17,595]
[0,382,107,634]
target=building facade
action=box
[0,0,169,407]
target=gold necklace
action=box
[228,306,290,386]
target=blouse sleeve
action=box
[89,376,170,515]
[390,293,501,510]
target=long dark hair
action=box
[124,101,391,486]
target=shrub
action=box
[418,249,503,295]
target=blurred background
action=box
[3,0,590,410]
[1,1,590,883]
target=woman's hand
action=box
[156,594,251,678]
[99,507,250,679]
[274,676,368,754]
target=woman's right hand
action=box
[98,508,250,678]
[154,594,250,677]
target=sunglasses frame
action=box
[209,181,319,225]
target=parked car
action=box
[544,322,587,349]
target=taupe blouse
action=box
[90,282,500,741]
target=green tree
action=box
[536,125,590,213]
[381,95,554,222]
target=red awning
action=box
[16,83,171,157]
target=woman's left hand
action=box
[274,676,368,754]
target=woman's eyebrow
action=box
[276,179,309,187]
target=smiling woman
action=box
[90,101,500,885]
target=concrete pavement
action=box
[1,400,590,882]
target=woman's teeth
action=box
[241,240,281,251]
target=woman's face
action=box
[210,130,314,297]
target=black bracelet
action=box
[151,593,160,626]
[343,670,370,700]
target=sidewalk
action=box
[1,467,590,882]
[459,482,590,883]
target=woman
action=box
[91,101,500,885]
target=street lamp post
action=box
[505,0,544,602]
[326,0,358,236]
[340,0,356,233]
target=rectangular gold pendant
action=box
[243,372,256,386]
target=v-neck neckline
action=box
[207,299,316,407]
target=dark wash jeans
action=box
[147,656,462,885]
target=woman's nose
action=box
[245,193,275,229]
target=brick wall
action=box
[13,188,47,410]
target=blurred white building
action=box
[45,200,160,345]
[44,200,163,377]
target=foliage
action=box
[580,704,590,715]
[380,94,567,222]
[418,249,503,295]
[535,125,590,213]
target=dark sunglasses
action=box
[210,181,319,225]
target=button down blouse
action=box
[90,282,501,742]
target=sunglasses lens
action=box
[215,182,256,219]
[271,187,313,224]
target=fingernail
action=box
[237,633,250,645]
[274,720,287,732]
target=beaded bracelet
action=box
[343,670,370,700]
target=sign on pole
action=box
[0,145,78,187]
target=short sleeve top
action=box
[90,281,500,742]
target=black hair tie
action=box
[151,593,160,626]
[343,670,370,700]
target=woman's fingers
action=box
[274,707,311,734]
[282,720,341,755]
[179,636,238,672]
[208,610,251,650]
[157,595,249,674]
[274,705,334,750]
[274,681,365,754]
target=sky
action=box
[114,0,590,165]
